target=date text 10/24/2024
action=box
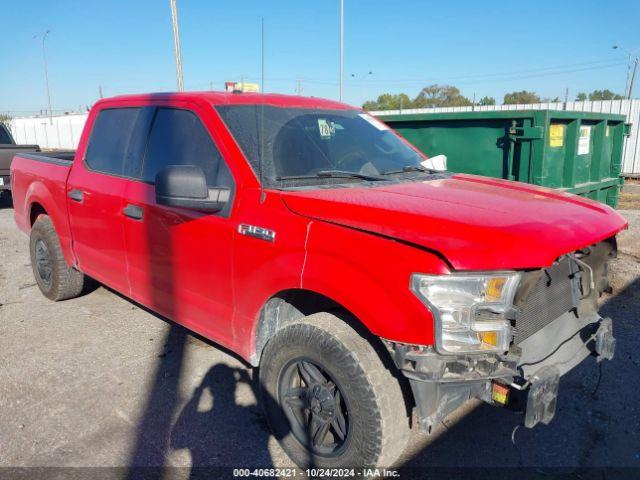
[233,468,401,478]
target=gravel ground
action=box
[619,181,640,209]
[0,196,639,476]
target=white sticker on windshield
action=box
[318,118,335,138]
[358,113,390,131]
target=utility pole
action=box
[98,85,103,99]
[296,78,303,95]
[261,18,265,93]
[339,0,344,101]
[35,30,53,125]
[169,0,184,91]
[629,57,639,99]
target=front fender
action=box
[301,220,450,346]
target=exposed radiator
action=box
[514,258,576,344]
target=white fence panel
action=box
[371,99,640,175]
[10,113,89,150]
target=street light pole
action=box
[37,30,53,125]
[613,45,639,99]
[169,0,184,92]
[629,57,639,99]
[339,0,344,102]
[624,53,632,97]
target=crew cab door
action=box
[121,104,236,344]
[67,107,152,294]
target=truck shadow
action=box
[125,324,188,470]
[170,364,272,469]
[112,297,276,476]
[116,272,639,473]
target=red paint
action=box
[281,173,627,271]
[10,92,628,361]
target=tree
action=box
[575,90,624,101]
[362,93,414,111]
[588,89,624,101]
[503,90,541,104]
[478,96,496,106]
[0,114,11,130]
[412,84,472,108]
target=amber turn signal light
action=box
[491,381,510,405]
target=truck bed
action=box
[11,152,77,265]
[15,151,76,165]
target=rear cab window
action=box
[85,108,145,177]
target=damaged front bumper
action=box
[389,312,616,433]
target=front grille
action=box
[513,258,576,344]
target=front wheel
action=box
[259,312,410,469]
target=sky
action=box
[1,0,639,115]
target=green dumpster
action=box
[378,110,629,208]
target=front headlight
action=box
[411,272,521,354]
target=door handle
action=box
[68,189,84,203]
[123,204,144,220]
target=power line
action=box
[295,60,627,88]
[343,57,627,84]
[271,58,624,86]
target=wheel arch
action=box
[250,289,405,390]
[254,293,416,435]
[25,185,76,267]
[29,201,48,226]
[251,288,347,366]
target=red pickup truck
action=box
[11,92,627,468]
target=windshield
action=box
[215,105,426,186]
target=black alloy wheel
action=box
[278,358,350,457]
[34,239,53,288]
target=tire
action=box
[259,312,410,469]
[30,215,85,301]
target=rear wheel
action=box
[259,312,410,469]
[30,215,85,301]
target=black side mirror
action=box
[155,165,230,212]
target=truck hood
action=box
[280,174,628,271]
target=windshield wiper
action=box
[380,165,435,175]
[276,170,386,182]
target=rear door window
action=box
[85,108,143,176]
[141,108,232,188]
